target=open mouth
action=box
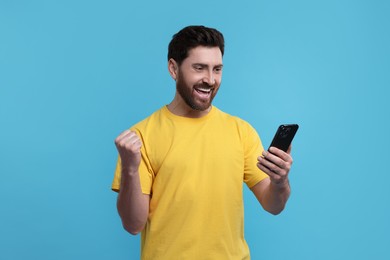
[194,87,213,97]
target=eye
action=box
[214,67,223,73]
[194,66,203,71]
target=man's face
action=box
[175,46,223,111]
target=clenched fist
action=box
[114,130,142,173]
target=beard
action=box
[176,72,219,111]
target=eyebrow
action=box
[192,63,224,68]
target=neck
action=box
[167,100,211,118]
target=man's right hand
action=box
[114,130,142,173]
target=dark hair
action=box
[168,25,225,65]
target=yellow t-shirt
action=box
[112,106,268,260]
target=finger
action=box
[262,150,288,170]
[268,147,293,165]
[257,156,289,182]
[258,156,284,175]
[133,140,142,150]
[257,160,273,175]
[117,130,139,145]
[122,138,140,152]
[257,160,282,181]
[124,137,142,149]
[123,134,142,150]
[127,132,141,145]
[115,129,132,144]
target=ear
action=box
[168,58,179,80]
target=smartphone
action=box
[268,124,299,152]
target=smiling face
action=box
[168,46,223,117]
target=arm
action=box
[115,130,150,235]
[117,168,150,235]
[251,146,293,215]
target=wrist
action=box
[119,168,140,191]
[121,167,139,177]
[271,179,290,190]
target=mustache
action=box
[194,82,215,89]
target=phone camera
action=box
[279,127,291,138]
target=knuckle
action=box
[277,158,284,166]
[116,141,124,149]
[270,164,278,172]
[285,160,292,169]
[124,142,132,150]
[282,161,289,169]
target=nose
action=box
[203,70,216,86]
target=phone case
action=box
[269,124,299,152]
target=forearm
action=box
[262,181,291,215]
[256,146,294,215]
[117,169,149,235]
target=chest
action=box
[149,123,244,173]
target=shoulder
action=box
[213,107,256,132]
[130,107,166,132]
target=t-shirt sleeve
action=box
[243,123,269,188]
[111,129,155,195]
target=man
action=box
[112,25,293,259]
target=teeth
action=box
[196,88,211,92]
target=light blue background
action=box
[1,0,389,259]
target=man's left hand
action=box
[257,146,293,187]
